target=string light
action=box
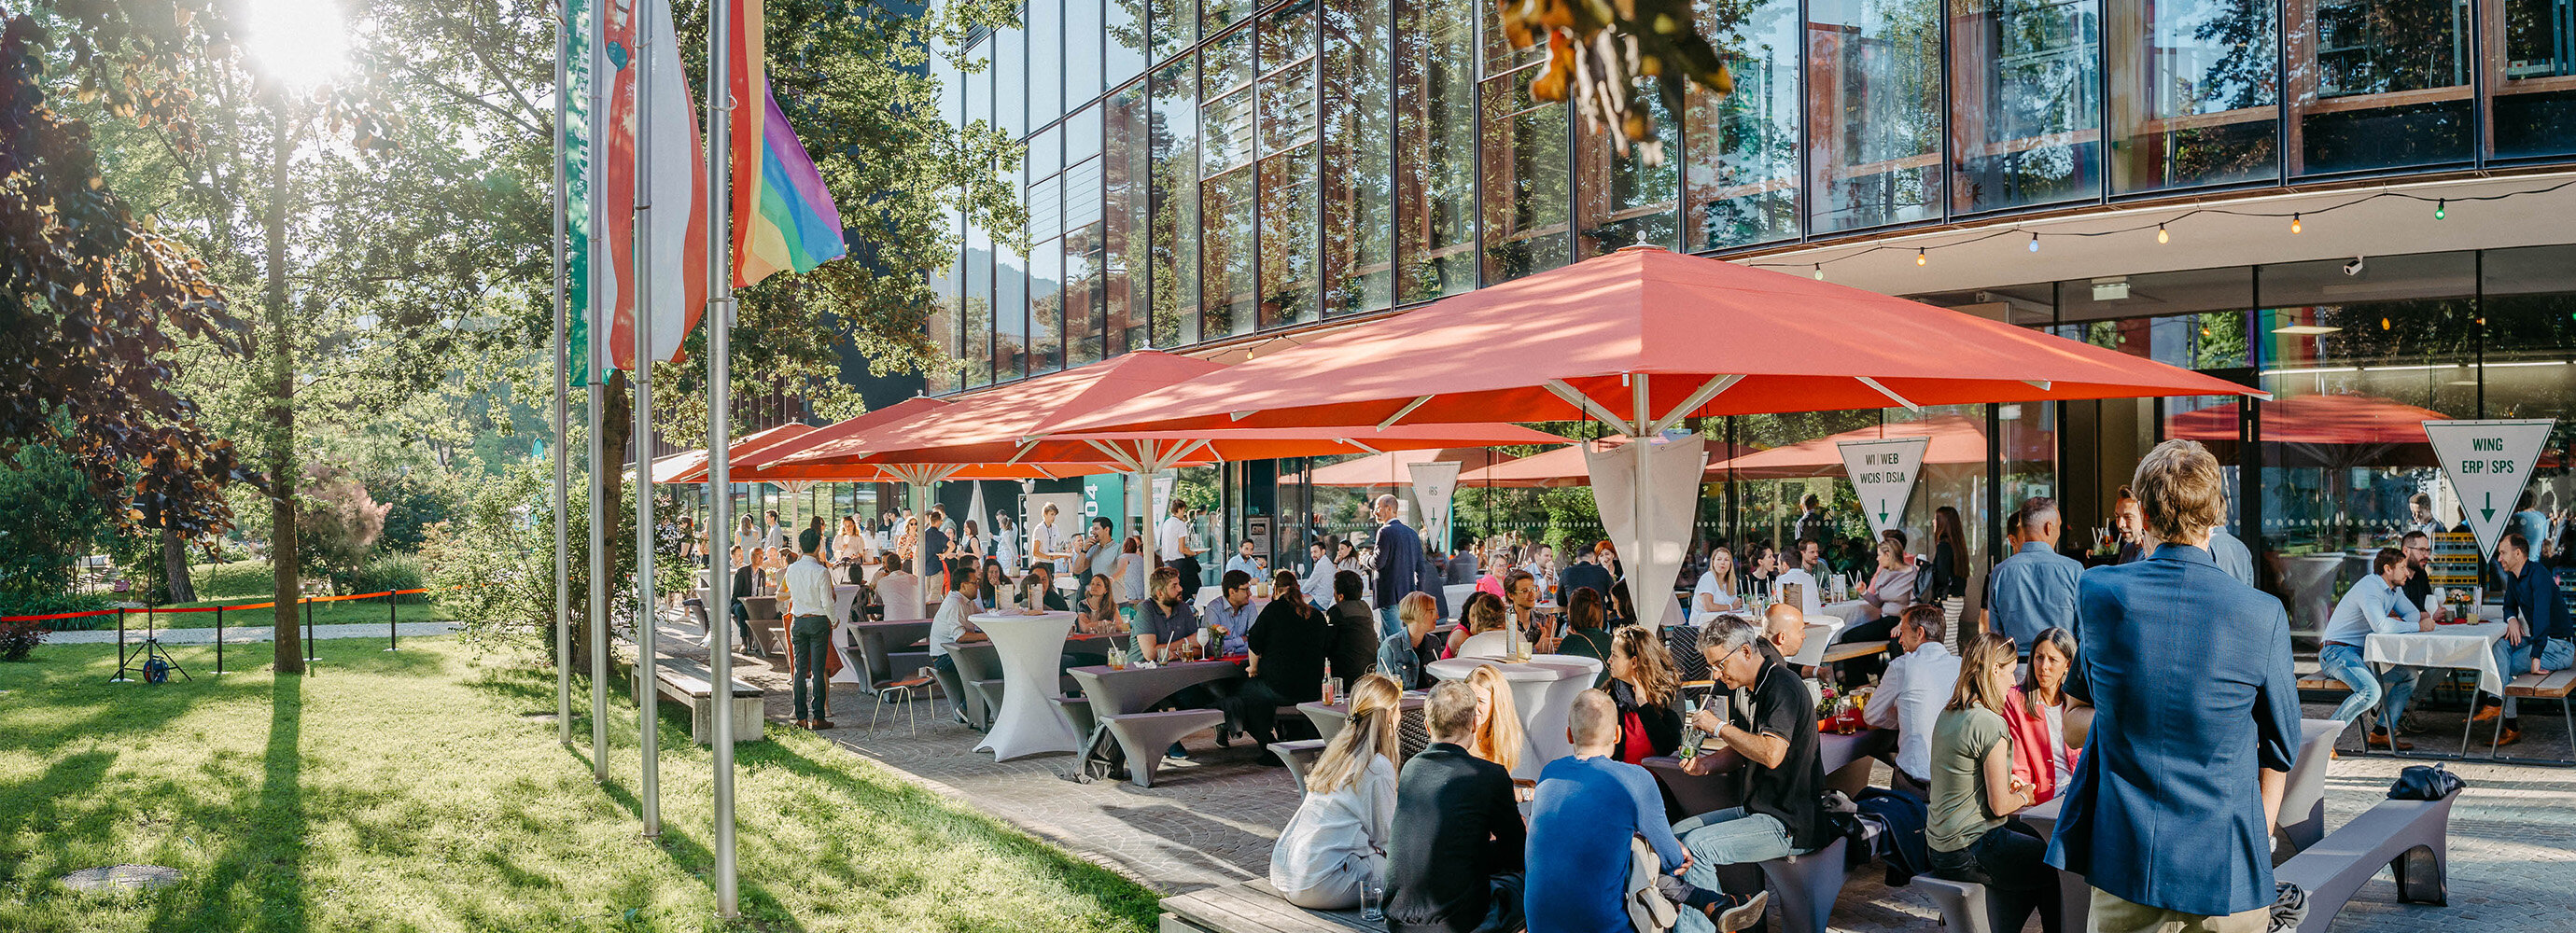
[1916,247,1927,267]
[1812,264,1825,280]
[2156,223,2168,244]
[2027,233,2040,253]
[2434,199,2446,220]
[2290,213,2303,234]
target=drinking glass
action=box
[1360,882,1384,922]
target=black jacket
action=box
[1386,744,1526,933]
[1608,678,1682,762]
[1325,599,1378,685]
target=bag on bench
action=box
[1063,721,1125,785]
[2387,763,2465,801]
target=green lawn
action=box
[0,639,1159,932]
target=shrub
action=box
[343,552,425,600]
[0,621,39,661]
[0,446,113,598]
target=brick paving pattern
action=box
[651,617,2576,932]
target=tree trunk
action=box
[572,371,631,663]
[265,102,303,675]
[161,527,196,604]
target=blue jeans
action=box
[1376,605,1404,641]
[2497,635,2540,717]
[2317,642,2417,728]
[2543,637,2575,672]
[1672,808,1798,933]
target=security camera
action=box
[2342,257,2366,277]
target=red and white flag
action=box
[597,0,708,369]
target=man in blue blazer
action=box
[1372,494,1432,639]
[2048,439,2301,932]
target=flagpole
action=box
[706,0,740,915]
[553,0,573,747]
[585,0,611,786]
[632,0,663,841]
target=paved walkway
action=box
[46,620,456,644]
[645,617,2576,933]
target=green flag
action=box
[565,0,595,384]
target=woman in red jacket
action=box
[2001,626,2090,804]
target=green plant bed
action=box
[0,640,1158,932]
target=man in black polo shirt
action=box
[1674,613,1824,932]
[1384,680,1524,933]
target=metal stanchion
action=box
[108,607,132,683]
[386,592,399,652]
[303,597,319,663]
[214,606,226,675]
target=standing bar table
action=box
[1424,654,1601,776]
[971,610,1081,760]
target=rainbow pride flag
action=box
[726,0,846,288]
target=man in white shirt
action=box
[1302,541,1337,609]
[1160,500,1206,598]
[762,508,788,551]
[782,528,838,730]
[1771,564,1823,616]
[1861,605,1959,793]
[1031,503,1071,572]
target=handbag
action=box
[2387,762,2465,801]
[1625,835,1679,933]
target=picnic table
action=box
[971,610,1082,760]
[1424,654,1601,778]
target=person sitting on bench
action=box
[1527,689,1764,933]
[2318,548,2431,751]
[1863,604,1961,797]
[1222,573,1334,765]
[2475,531,2573,745]
[1673,613,1831,932]
[1270,673,1403,910]
[1384,680,1526,933]
[1926,632,2058,933]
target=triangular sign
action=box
[1838,437,1932,540]
[2423,419,2555,559]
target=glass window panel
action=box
[2260,251,2477,371]
[1478,63,1571,285]
[1322,0,1393,316]
[1152,0,1196,63]
[1106,81,1150,353]
[2482,244,2576,360]
[1258,51,1317,156]
[996,24,1026,139]
[1685,0,1801,250]
[1031,236,1064,374]
[2107,0,2281,193]
[964,216,993,388]
[1028,174,1063,244]
[966,33,993,136]
[1205,0,1253,41]
[1065,157,1104,230]
[1575,89,1680,256]
[995,233,1029,381]
[2052,267,2253,368]
[1949,0,2102,213]
[1029,1,1064,128]
[2488,0,2576,160]
[1261,0,1317,74]
[1808,0,1945,233]
[1259,142,1320,327]
[1207,24,1254,95]
[1111,0,1150,86]
[1068,223,1107,365]
[1203,166,1257,338]
[2288,0,2473,175]
[1205,85,1255,173]
[1069,0,1104,108]
[1151,60,1203,348]
[1395,0,1477,303]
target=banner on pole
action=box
[1407,462,1462,553]
[565,0,595,383]
[1838,436,1931,540]
[2423,419,2555,558]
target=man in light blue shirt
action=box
[1204,569,1260,656]
[2317,548,2430,751]
[1990,497,2085,657]
[2206,525,2257,588]
[1224,538,1267,579]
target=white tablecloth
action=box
[2367,620,2507,697]
[971,611,1081,760]
[1815,600,1873,626]
[1424,654,1601,778]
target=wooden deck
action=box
[1161,881,1378,933]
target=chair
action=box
[1909,875,1999,933]
[1755,838,1847,933]
[870,667,937,737]
[828,622,873,686]
[1271,739,1329,792]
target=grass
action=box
[0,639,1160,932]
[111,560,457,630]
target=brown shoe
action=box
[2471,703,2502,723]
[2366,731,2412,751]
[812,719,836,730]
[792,718,811,730]
[2495,725,2523,746]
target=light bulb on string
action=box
[1812,264,1825,280]
[2290,213,2303,234]
[2434,200,2446,220]
[2156,223,2169,244]
[2027,233,2039,253]
[1916,247,1927,267]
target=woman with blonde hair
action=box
[1603,624,1683,763]
[1926,632,2058,933]
[1269,673,1404,909]
[1464,663,1524,773]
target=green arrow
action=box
[2481,491,2496,522]
[1877,498,1889,524]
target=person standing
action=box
[1372,494,1432,641]
[1160,499,1206,598]
[2514,492,2551,564]
[1862,605,1962,796]
[2408,493,2444,541]
[1987,497,2084,656]
[990,511,1020,572]
[1083,516,1120,586]
[762,508,788,551]
[1559,540,1613,615]
[1032,502,1071,573]
[1795,494,1829,548]
[1383,680,1526,933]
[783,529,838,730]
[2046,439,2301,933]
[2107,488,2144,565]
[2317,548,2429,751]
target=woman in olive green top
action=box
[1926,632,2061,933]
[1554,587,1617,686]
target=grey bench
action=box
[1106,709,1226,787]
[1271,739,1329,792]
[2277,717,2346,856]
[1909,875,2003,933]
[650,657,766,745]
[2275,789,2456,933]
[941,641,1002,730]
[1757,837,1847,933]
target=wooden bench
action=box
[1162,879,1379,933]
[2498,669,2575,763]
[2296,676,2352,694]
[1819,640,1888,664]
[2275,789,2457,932]
[650,657,766,745]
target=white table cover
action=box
[1424,654,1601,777]
[971,610,1081,761]
[2367,620,2507,698]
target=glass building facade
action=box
[921,0,2576,631]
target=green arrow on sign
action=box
[2482,491,2496,522]
[1877,498,1889,524]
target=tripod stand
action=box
[109,608,191,684]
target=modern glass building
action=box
[919,0,2576,634]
